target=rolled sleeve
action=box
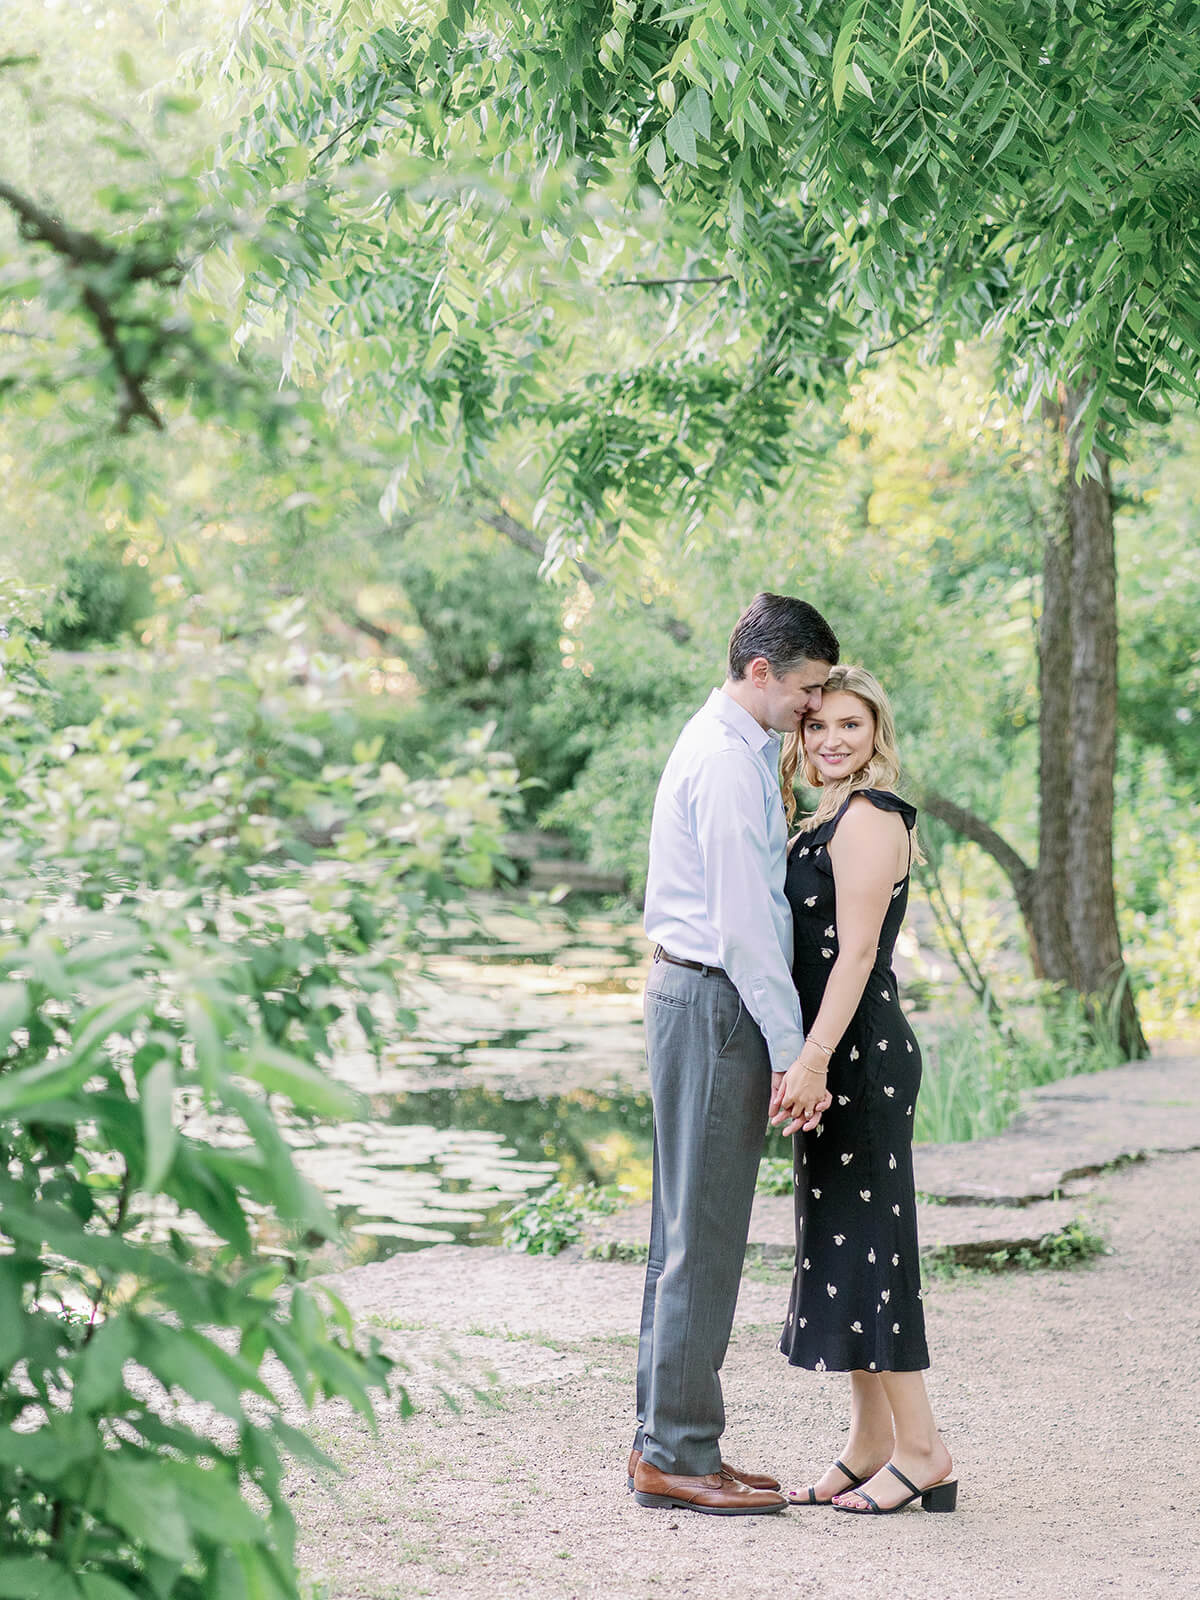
[690,751,806,1073]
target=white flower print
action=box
[892,1253,900,1266]
[804,895,817,907]
[906,1105,913,1116]
[825,925,836,939]
[812,1189,821,1199]
[859,1189,871,1202]
[880,988,890,1000]
[883,1085,896,1097]
[815,1357,826,1371]
[892,1322,900,1334]
[869,1361,877,1371]
[850,1321,863,1333]
[892,1204,901,1216]
[826,1283,838,1298]
[867,1247,876,1263]
[881,1290,890,1304]
[840,1152,854,1165]
[815,1124,824,1137]
[888,1153,897,1169]
[891,883,903,898]
[878,1040,889,1052]
[849,1046,860,1062]
[917,1289,923,1301]
[802,1258,811,1269]
[837,1094,850,1106]
[821,947,833,959]
[798,847,810,857]
[787,1311,793,1326]
[799,1317,807,1327]
[906,1041,914,1053]
[834,1233,845,1246]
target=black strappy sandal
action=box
[833,1462,958,1514]
[785,1458,870,1507]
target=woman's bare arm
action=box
[772,798,908,1135]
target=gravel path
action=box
[290,1064,1200,1600]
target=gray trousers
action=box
[634,958,772,1476]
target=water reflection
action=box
[295,895,655,1265]
[292,1087,654,1255]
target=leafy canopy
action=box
[189,0,1200,552]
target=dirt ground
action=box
[287,1126,1200,1600]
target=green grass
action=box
[914,991,1126,1145]
[922,1220,1109,1280]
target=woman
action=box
[769,665,956,1515]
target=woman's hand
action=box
[770,1048,833,1136]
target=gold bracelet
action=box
[798,1061,828,1076]
[807,1039,835,1057]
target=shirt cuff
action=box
[765,1028,806,1075]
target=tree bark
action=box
[1061,389,1148,1055]
[1030,402,1078,986]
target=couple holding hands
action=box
[629,592,956,1518]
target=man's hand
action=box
[770,1051,832,1136]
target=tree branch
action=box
[614,275,735,288]
[475,504,692,645]
[0,180,179,282]
[0,179,184,429]
[915,788,1036,914]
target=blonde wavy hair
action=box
[780,664,924,863]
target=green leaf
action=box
[100,1454,196,1564]
[138,1322,275,1419]
[75,1314,138,1413]
[161,1459,270,1546]
[831,0,866,113]
[0,1258,24,1367]
[0,980,28,1050]
[645,134,666,182]
[0,1559,81,1600]
[679,84,711,140]
[665,110,697,167]
[141,1057,177,1193]
[79,1576,140,1600]
[897,0,920,56]
[986,111,1021,166]
[241,1043,358,1117]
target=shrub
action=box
[0,604,521,1594]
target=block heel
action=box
[921,1479,958,1512]
[633,1490,677,1508]
[833,1462,958,1515]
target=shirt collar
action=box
[707,686,778,754]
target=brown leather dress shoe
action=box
[626,1448,781,1493]
[632,1458,787,1516]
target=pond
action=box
[290,894,657,1268]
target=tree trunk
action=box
[1060,390,1148,1056]
[920,392,1148,1060]
[1029,414,1077,985]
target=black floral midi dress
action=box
[778,789,930,1374]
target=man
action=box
[630,593,839,1516]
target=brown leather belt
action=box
[652,945,727,979]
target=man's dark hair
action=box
[727,593,839,680]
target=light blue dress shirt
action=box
[644,688,806,1074]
